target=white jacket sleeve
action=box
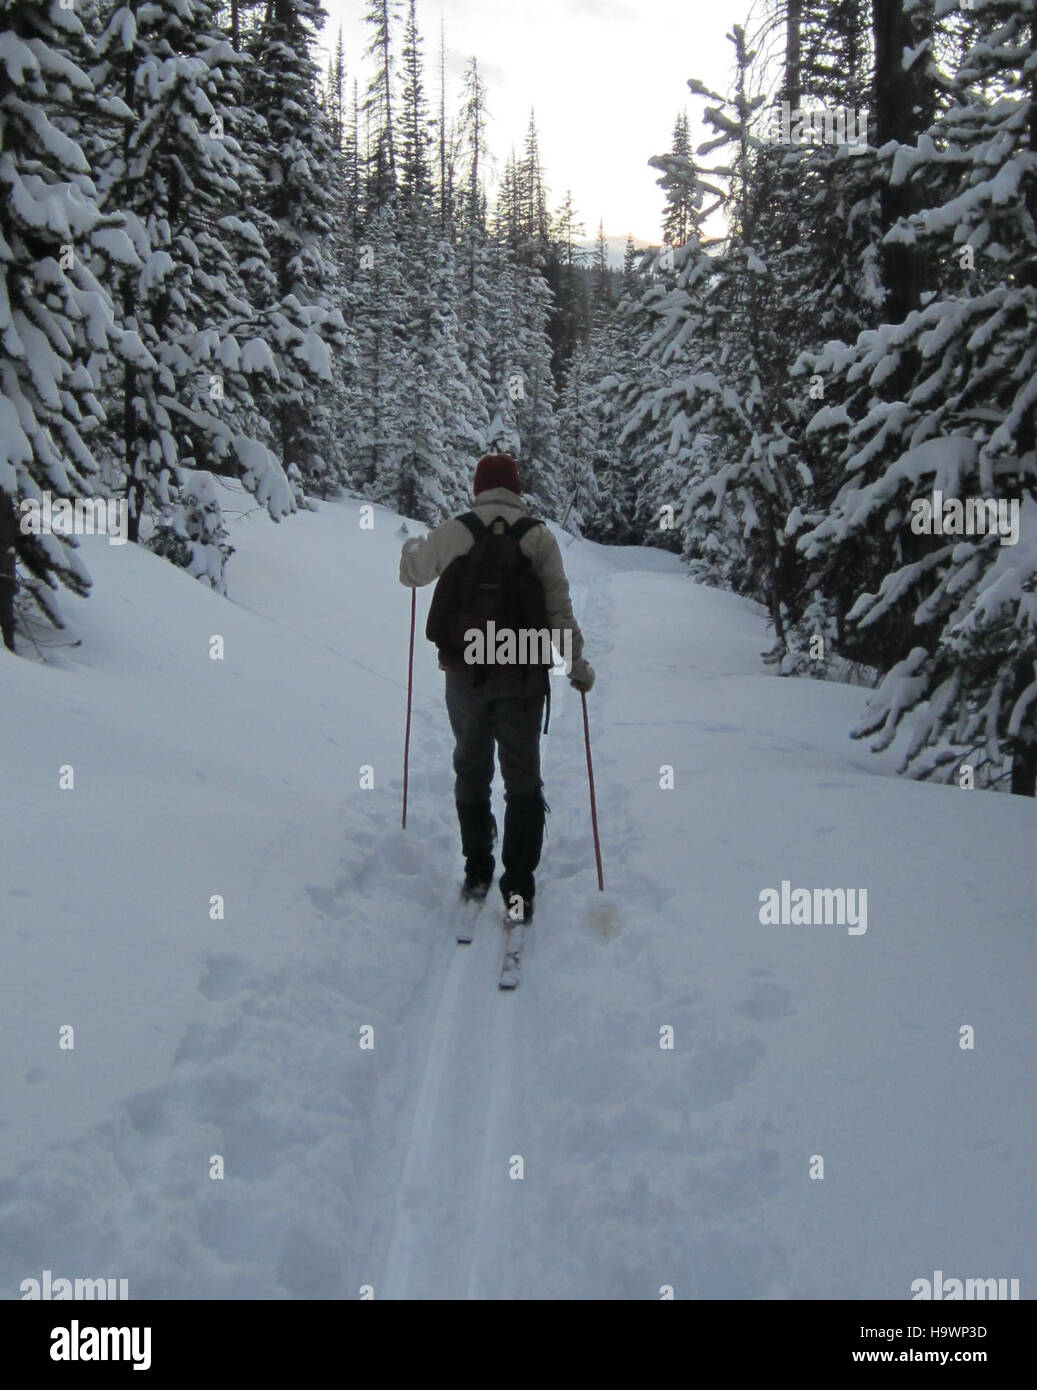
[531,526,587,671]
[398,519,469,587]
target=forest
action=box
[1,0,1034,795]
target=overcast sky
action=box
[321,0,764,245]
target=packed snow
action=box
[1,487,1034,1299]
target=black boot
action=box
[456,800,497,897]
[499,790,547,921]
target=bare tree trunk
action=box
[784,0,802,109]
[872,0,933,325]
[0,488,17,651]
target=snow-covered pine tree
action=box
[362,0,400,212]
[505,253,563,512]
[795,0,1037,794]
[0,0,138,649]
[321,32,363,497]
[481,237,523,461]
[453,60,496,457]
[748,0,886,661]
[399,0,432,214]
[434,16,457,236]
[493,150,523,249]
[556,341,604,535]
[93,0,298,588]
[393,7,473,520]
[244,0,351,496]
[616,29,804,625]
[591,220,615,321]
[454,226,495,455]
[582,225,644,542]
[416,233,482,516]
[352,201,408,499]
[545,189,589,380]
[517,108,549,254]
[661,109,694,247]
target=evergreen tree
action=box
[556,341,604,534]
[617,27,803,634]
[245,0,352,495]
[510,258,563,509]
[660,109,693,246]
[363,0,400,210]
[516,108,549,256]
[795,0,1037,795]
[0,0,136,648]
[352,202,408,497]
[434,16,456,235]
[458,55,490,234]
[591,220,616,324]
[93,0,296,579]
[545,189,589,377]
[399,0,432,212]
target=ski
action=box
[498,916,526,989]
[455,888,489,944]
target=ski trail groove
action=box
[379,570,586,1298]
[465,946,517,1299]
[380,931,476,1298]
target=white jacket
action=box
[399,487,594,686]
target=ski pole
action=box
[402,588,416,829]
[581,690,604,891]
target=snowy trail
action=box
[3,498,1036,1302]
[376,575,587,1299]
[380,929,475,1298]
[375,908,523,1301]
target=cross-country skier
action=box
[399,453,594,921]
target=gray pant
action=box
[445,668,546,803]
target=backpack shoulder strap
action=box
[458,511,486,541]
[507,517,544,542]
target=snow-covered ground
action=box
[2,486,1034,1299]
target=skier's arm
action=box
[533,527,595,690]
[399,519,467,587]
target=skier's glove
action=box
[569,659,595,693]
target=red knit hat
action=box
[473,453,521,495]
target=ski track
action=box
[376,579,585,1300]
[377,910,521,1301]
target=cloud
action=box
[557,0,637,20]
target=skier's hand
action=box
[399,534,427,587]
[569,659,595,693]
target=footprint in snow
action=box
[306,881,352,919]
[735,981,795,1021]
[198,955,247,1002]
